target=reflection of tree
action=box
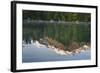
[23,10,91,50]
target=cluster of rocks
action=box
[22,37,90,55]
[47,44,90,55]
[43,37,65,50]
[40,37,91,55]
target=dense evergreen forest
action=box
[23,10,91,51]
[23,10,90,21]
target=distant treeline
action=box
[23,10,91,22]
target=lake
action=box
[22,42,91,63]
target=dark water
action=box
[22,43,91,63]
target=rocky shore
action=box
[23,37,90,56]
[39,37,91,55]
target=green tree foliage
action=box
[23,10,90,22]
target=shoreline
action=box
[23,40,90,56]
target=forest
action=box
[23,10,90,21]
[23,10,91,51]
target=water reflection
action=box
[22,39,91,63]
[22,21,91,63]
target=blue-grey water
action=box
[22,44,91,63]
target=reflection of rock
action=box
[39,38,49,47]
[72,49,81,54]
[33,40,46,48]
[83,45,90,50]
[38,37,91,55]
[51,44,90,55]
[58,50,67,55]
[54,49,66,55]
[30,39,34,44]
[22,38,91,56]
[47,45,67,55]
[68,42,80,51]
[44,37,65,50]
[66,51,72,55]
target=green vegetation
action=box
[23,10,90,22]
[23,10,91,50]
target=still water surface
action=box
[22,41,91,63]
